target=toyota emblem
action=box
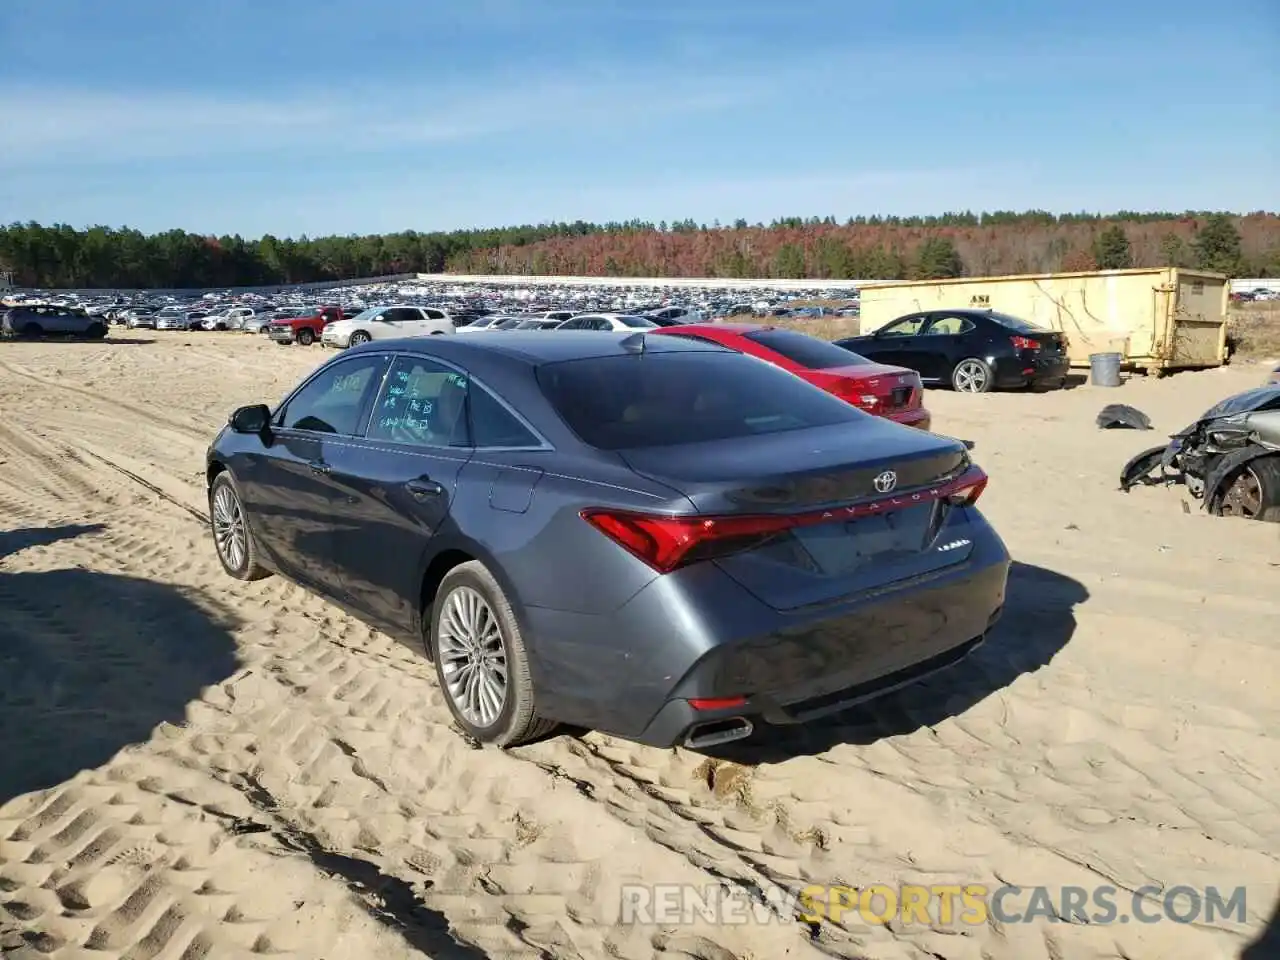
[873,470,898,493]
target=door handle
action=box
[405,477,444,500]
[308,460,331,475]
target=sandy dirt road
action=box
[1,332,1277,960]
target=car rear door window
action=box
[469,383,542,448]
[536,352,861,449]
[279,355,388,435]
[367,355,470,447]
[924,315,976,336]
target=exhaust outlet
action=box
[683,717,754,749]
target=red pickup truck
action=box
[268,305,348,346]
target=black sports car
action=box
[836,309,1070,393]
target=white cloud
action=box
[0,68,760,166]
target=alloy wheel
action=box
[954,360,989,393]
[1220,466,1264,518]
[437,586,508,727]
[211,484,247,570]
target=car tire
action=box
[208,472,271,581]
[349,331,371,346]
[296,328,315,346]
[428,561,557,747]
[951,357,994,393]
[86,322,107,339]
[1218,455,1280,522]
[21,322,43,337]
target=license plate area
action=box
[792,503,937,575]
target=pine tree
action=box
[1092,225,1133,269]
[1192,215,1245,276]
[914,237,963,279]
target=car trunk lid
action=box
[617,420,980,610]
[810,363,923,414]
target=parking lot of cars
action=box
[2,270,1280,960]
[0,276,859,336]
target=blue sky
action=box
[1,0,1276,238]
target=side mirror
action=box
[229,403,271,434]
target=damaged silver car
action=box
[1119,385,1280,521]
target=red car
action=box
[652,323,931,430]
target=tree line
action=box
[1,211,1275,290]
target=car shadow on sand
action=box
[0,522,243,806]
[701,560,1088,763]
[3,336,157,345]
[1242,896,1280,959]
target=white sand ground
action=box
[0,332,1276,960]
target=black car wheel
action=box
[86,322,107,339]
[297,328,315,346]
[348,331,371,346]
[951,358,994,393]
[1218,457,1280,521]
[428,561,556,747]
[209,473,271,580]
[21,322,43,338]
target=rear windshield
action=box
[988,311,1046,333]
[744,328,869,368]
[536,352,863,449]
[619,315,657,328]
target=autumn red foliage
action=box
[447,213,1280,280]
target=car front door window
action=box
[279,356,388,435]
[879,316,927,337]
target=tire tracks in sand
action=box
[0,425,827,959]
[2,342,1274,960]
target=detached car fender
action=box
[1119,444,1174,491]
[1202,445,1280,514]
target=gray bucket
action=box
[1089,352,1123,387]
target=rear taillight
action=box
[581,465,989,573]
[1010,335,1039,350]
[830,380,880,410]
[580,510,793,573]
[946,473,987,506]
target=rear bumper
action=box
[888,407,931,431]
[524,510,1010,746]
[996,353,1069,388]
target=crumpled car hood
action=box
[1200,385,1280,421]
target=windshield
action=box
[988,311,1046,333]
[745,328,870,368]
[347,308,383,323]
[619,315,658,328]
[536,351,862,450]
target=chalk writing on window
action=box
[333,371,368,394]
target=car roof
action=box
[345,329,730,365]
[661,322,770,334]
